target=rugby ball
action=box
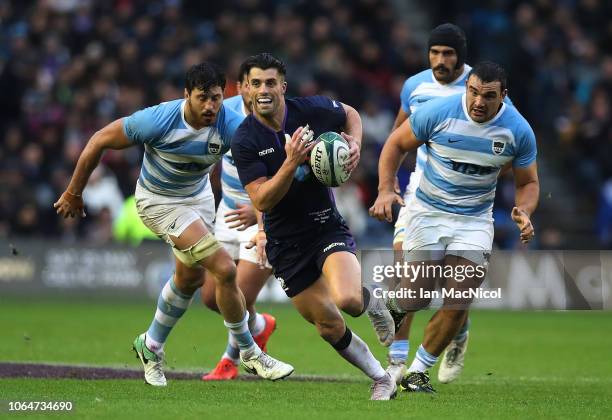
[310,132,351,187]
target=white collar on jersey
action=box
[240,99,249,117]
[181,100,210,133]
[461,92,507,126]
[431,63,472,87]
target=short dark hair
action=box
[241,53,286,80]
[468,61,507,92]
[237,59,251,83]
[185,62,226,93]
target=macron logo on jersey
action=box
[258,147,275,156]
[323,242,345,253]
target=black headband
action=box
[428,23,467,69]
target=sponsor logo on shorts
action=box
[277,277,288,291]
[323,242,345,253]
[169,219,177,230]
[258,147,275,156]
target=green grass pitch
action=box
[1,297,611,419]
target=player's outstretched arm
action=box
[244,126,315,212]
[369,118,422,222]
[512,162,539,243]
[389,107,410,192]
[53,118,133,218]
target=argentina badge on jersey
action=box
[208,133,223,155]
[492,139,506,155]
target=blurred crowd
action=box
[1,0,610,248]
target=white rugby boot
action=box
[438,333,469,384]
[132,333,167,386]
[386,359,406,385]
[370,372,397,400]
[366,292,395,347]
[241,351,294,381]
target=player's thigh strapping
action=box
[135,182,220,265]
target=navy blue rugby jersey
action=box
[231,96,347,240]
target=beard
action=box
[432,65,455,83]
[186,99,215,127]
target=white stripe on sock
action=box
[161,282,192,309]
[154,309,180,328]
[224,312,259,356]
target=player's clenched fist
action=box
[53,191,86,218]
[285,125,315,167]
[369,190,405,222]
[511,207,534,243]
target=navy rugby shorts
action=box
[265,220,356,297]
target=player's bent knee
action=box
[442,296,472,311]
[315,318,346,343]
[175,270,205,291]
[172,233,222,267]
[398,296,432,312]
[212,259,237,287]
[336,294,363,316]
[443,300,472,310]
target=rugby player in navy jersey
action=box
[231,53,396,400]
[54,62,293,386]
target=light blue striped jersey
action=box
[123,99,243,197]
[400,65,472,172]
[410,93,536,217]
[220,95,249,209]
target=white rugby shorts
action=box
[134,182,215,247]
[401,194,493,265]
[393,169,423,245]
[215,199,271,267]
